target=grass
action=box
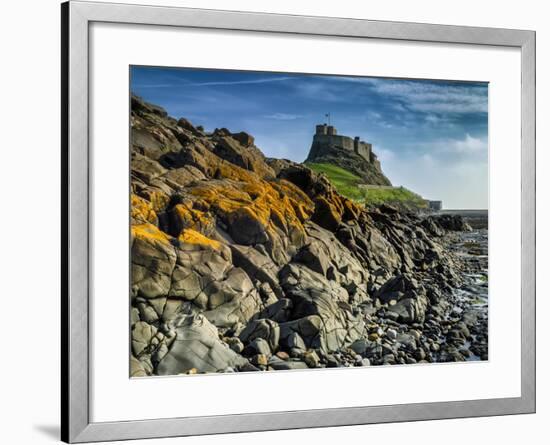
[306,162,428,209]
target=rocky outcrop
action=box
[129,95,486,376]
[305,145,392,186]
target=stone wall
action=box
[355,143,371,161]
[312,134,355,152]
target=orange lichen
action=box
[131,194,158,224]
[172,204,214,234]
[178,229,221,250]
[184,176,313,248]
[132,223,171,245]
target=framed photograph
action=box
[62,1,535,442]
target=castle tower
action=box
[327,125,337,136]
[315,124,328,135]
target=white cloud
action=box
[330,77,487,114]
[411,134,488,158]
[375,133,488,209]
[134,76,293,89]
[447,134,487,153]
[189,76,293,87]
[374,147,395,162]
[263,112,303,120]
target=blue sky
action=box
[131,66,488,209]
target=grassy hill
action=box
[306,162,427,210]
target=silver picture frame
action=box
[61,1,536,442]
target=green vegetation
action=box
[306,162,428,209]
[306,162,366,201]
[361,186,428,208]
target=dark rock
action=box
[239,319,280,351]
[231,131,255,147]
[157,314,248,375]
[430,214,472,232]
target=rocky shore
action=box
[129,95,489,377]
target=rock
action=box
[248,338,272,356]
[269,360,309,371]
[131,321,158,357]
[239,319,280,351]
[275,351,290,360]
[349,339,369,355]
[230,245,283,298]
[430,214,472,232]
[280,331,307,351]
[213,135,274,178]
[312,196,341,231]
[303,350,321,368]
[231,131,255,147]
[259,299,293,323]
[392,297,429,324]
[177,117,200,135]
[293,242,330,276]
[169,246,263,328]
[131,224,177,299]
[157,314,249,375]
[279,263,366,353]
[226,337,244,354]
[251,354,269,366]
[386,328,398,340]
[414,348,426,361]
[368,333,379,341]
[130,355,148,377]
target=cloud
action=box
[407,134,488,159]
[446,134,487,153]
[263,112,303,120]
[376,80,487,114]
[188,76,293,87]
[330,77,488,114]
[134,76,293,89]
[374,147,396,162]
[366,110,394,128]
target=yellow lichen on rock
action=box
[172,204,215,236]
[178,229,222,250]
[186,178,310,245]
[131,194,158,225]
[132,223,171,245]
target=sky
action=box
[131,66,488,209]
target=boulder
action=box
[375,274,429,323]
[239,319,280,351]
[231,131,255,147]
[230,245,284,298]
[131,224,177,299]
[279,263,366,353]
[157,314,249,375]
[169,246,263,328]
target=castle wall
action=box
[313,134,354,151]
[355,142,371,161]
[310,125,381,172]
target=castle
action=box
[308,124,382,172]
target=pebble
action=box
[251,354,268,366]
[304,350,321,368]
[414,349,426,361]
[368,333,379,341]
[275,351,290,361]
